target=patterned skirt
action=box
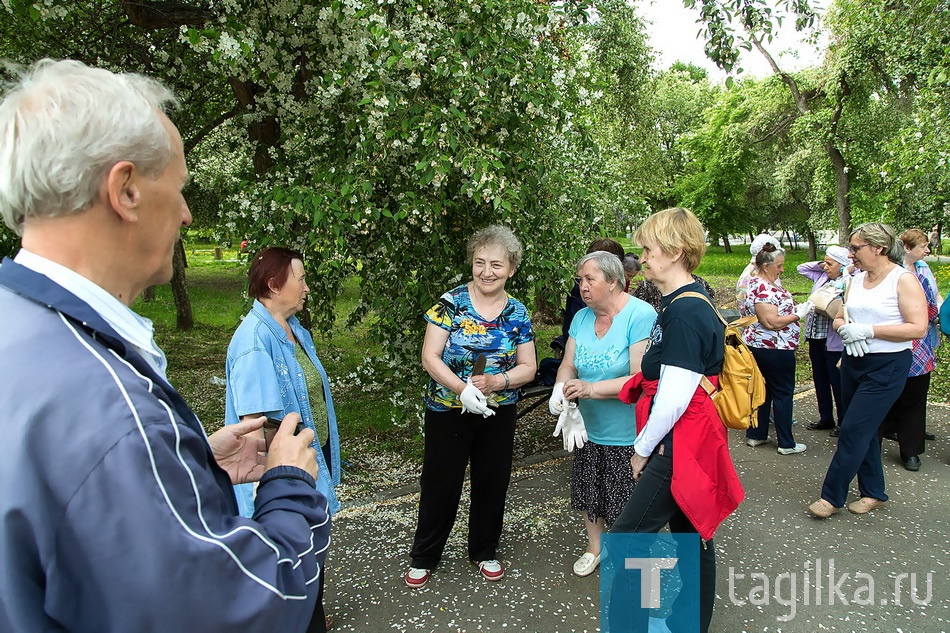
[570,441,637,525]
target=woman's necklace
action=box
[866,263,893,284]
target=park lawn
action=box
[138,244,950,497]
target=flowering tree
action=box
[182,1,653,371]
[0,0,236,327]
[1,1,657,417]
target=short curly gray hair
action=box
[466,224,523,269]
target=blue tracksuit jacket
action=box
[0,258,330,632]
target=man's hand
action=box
[264,413,318,479]
[208,416,267,484]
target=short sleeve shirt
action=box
[424,284,534,411]
[641,282,725,381]
[742,276,800,350]
[569,296,656,445]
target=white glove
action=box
[553,404,588,452]
[794,301,814,320]
[460,379,495,417]
[838,323,874,344]
[844,339,870,357]
[548,382,567,415]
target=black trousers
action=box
[609,454,715,633]
[747,348,797,449]
[306,566,326,633]
[409,405,516,568]
[307,441,333,633]
[808,337,844,425]
[880,372,929,459]
[821,350,910,507]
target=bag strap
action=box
[668,292,723,398]
[669,291,759,328]
[841,276,854,323]
[668,291,726,325]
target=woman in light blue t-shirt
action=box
[549,250,656,578]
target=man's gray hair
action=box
[0,59,178,235]
[576,250,625,286]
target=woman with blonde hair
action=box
[809,222,927,518]
[609,208,744,632]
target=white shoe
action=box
[404,566,431,588]
[573,552,600,577]
[746,438,768,447]
[476,559,505,581]
[777,443,806,455]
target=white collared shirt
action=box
[15,249,169,379]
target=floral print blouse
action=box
[742,275,800,351]
[424,284,534,411]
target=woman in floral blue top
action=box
[405,225,537,588]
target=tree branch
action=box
[750,35,809,114]
[183,105,241,155]
[121,0,213,29]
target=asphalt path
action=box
[324,389,950,632]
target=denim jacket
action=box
[225,300,341,516]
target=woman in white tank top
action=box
[808,223,928,519]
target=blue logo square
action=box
[600,533,700,632]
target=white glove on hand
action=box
[838,323,874,344]
[844,339,870,357]
[548,382,567,415]
[794,301,814,320]
[460,379,495,417]
[552,404,588,452]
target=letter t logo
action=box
[625,558,679,608]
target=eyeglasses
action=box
[848,243,871,253]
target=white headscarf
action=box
[750,233,781,261]
[825,245,851,266]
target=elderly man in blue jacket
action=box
[0,59,331,632]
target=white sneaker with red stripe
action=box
[404,567,430,588]
[476,559,504,581]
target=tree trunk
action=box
[828,145,852,245]
[751,37,853,245]
[721,233,732,253]
[806,229,817,260]
[142,286,155,302]
[171,240,194,330]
